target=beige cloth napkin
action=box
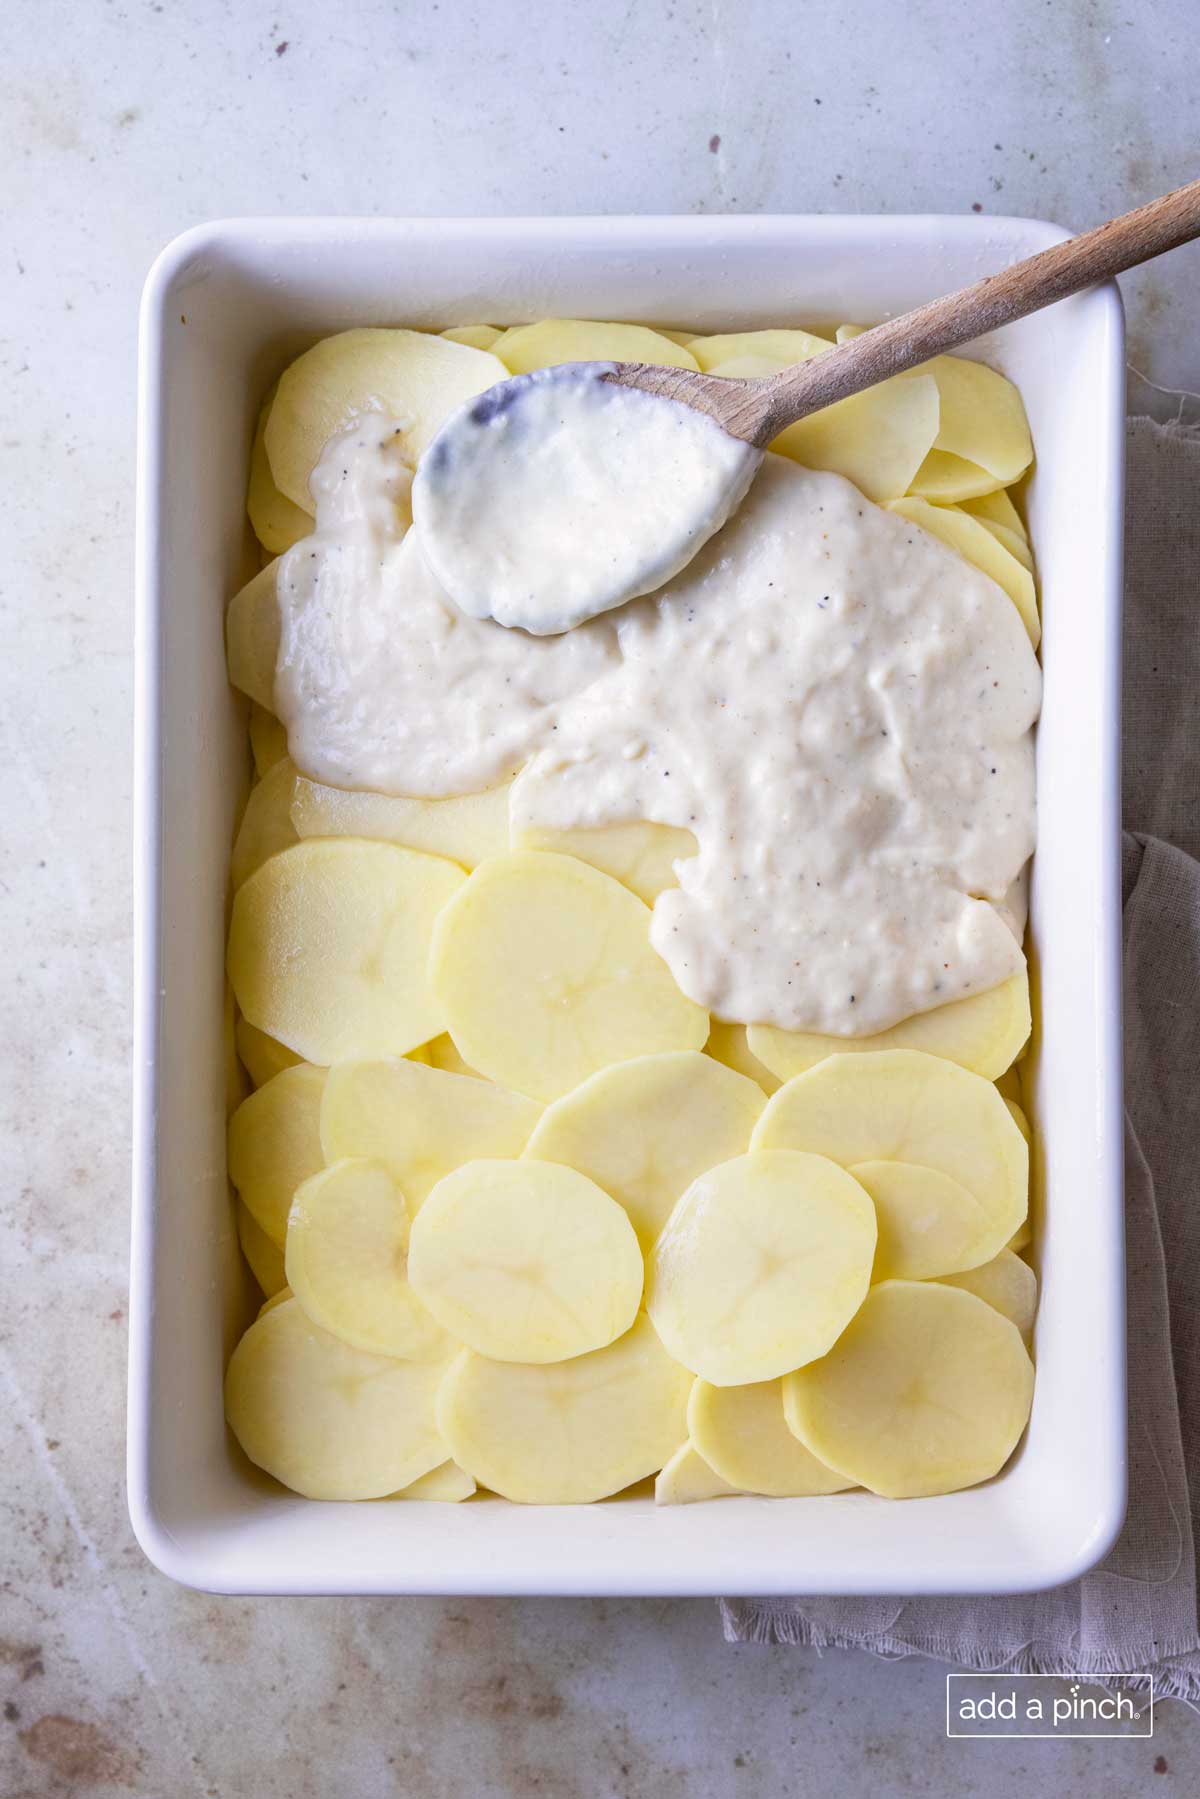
[721,418,1200,1701]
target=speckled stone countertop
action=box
[3,1,1198,1792]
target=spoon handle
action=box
[752,176,1200,441]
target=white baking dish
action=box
[131,216,1126,1596]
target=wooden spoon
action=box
[606,176,1200,444]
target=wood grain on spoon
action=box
[605,176,1200,446]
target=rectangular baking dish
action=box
[131,215,1126,1595]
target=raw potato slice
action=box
[228,839,464,1065]
[772,372,941,505]
[524,1051,765,1249]
[850,1159,997,1280]
[493,319,699,375]
[292,777,511,869]
[321,1057,541,1209]
[224,980,246,1116]
[704,1020,780,1095]
[939,1249,1038,1342]
[976,515,1035,573]
[231,757,299,889]
[1007,1218,1032,1253]
[429,852,708,1102]
[235,1014,303,1089]
[425,1033,484,1080]
[783,1279,1034,1498]
[238,1200,287,1297]
[907,449,1001,503]
[225,1297,447,1500]
[689,1379,852,1497]
[508,818,697,906]
[962,487,1028,542]
[247,383,314,554]
[440,324,502,351]
[889,495,1040,647]
[285,1158,449,1360]
[835,323,870,342]
[226,560,281,710]
[748,972,1031,1084]
[389,1459,476,1501]
[648,1150,877,1385]
[228,1063,327,1244]
[249,703,289,776]
[265,328,507,510]
[409,1159,643,1362]
[687,328,832,370]
[752,1050,1028,1264]
[258,1284,292,1317]
[655,1441,742,1505]
[924,354,1034,486]
[1005,1098,1031,1145]
[436,1314,692,1504]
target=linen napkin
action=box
[720,418,1200,1701]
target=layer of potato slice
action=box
[226,560,281,710]
[292,777,511,869]
[704,1020,780,1095]
[493,319,699,375]
[249,704,289,776]
[508,817,697,906]
[409,1158,643,1362]
[524,1050,765,1249]
[257,1284,292,1317]
[437,1314,691,1504]
[235,1015,304,1089]
[938,1249,1037,1342]
[321,1056,540,1209]
[237,1200,287,1297]
[889,495,1039,648]
[229,839,464,1065]
[1005,1097,1031,1145]
[752,1050,1028,1263]
[440,325,502,351]
[231,757,299,889]
[689,1378,853,1496]
[429,851,708,1102]
[974,514,1034,574]
[851,1159,997,1280]
[686,328,832,370]
[783,1279,1034,1498]
[772,372,941,505]
[227,1063,327,1243]
[962,487,1028,542]
[424,1033,484,1079]
[907,449,1002,503]
[285,1158,449,1361]
[922,354,1034,487]
[748,971,1030,1084]
[648,1149,876,1385]
[388,1459,477,1501]
[654,1441,742,1505]
[247,383,314,554]
[225,1297,448,1500]
[265,328,507,510]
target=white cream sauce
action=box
[411,364,762,634]
[275,417,1040,1036]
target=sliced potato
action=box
[225,1297,447,1500]
[783,1279,1034,1498]
[321,1056,540,1208]
[425,1033,485,1080]
[748,972,1030,1084]
[235,1014,304,1089]
[437,1314,691,1504]
[962,487,1028,542]
[508,817,697,906]
[231,757,299,889]
[286,1158,449,1360]
[888,496,1039,647]
[292,777,511,869]
[226,560,281,710]
[1008,1219,1032,1253]
[907,449,1002,503]
[689,1378,852,1496]
[494,319,699,375]
[851,1159,997,1280]
[938,1249,1037,1342]
[228,1063,327,1243]
[773,372,941,504]
[648,1150,876,1385]
[924,354,1034,486]
[237,1200,287,1297]
[249,703,289,776]
[440,324,502,351]
[257,1283,292,1317]
[409,1159,643,1362]
[835,323,869,342]
[976,514,1034,573]
[752,1050,1028,1264]
[655,1441,742,1504]
[687,328,832,370]
[247,383,314,553]
[704,1019,780,1095]
[429,852,708,1102]
[265,328,507,510]
[388,1459,476,1501]
[524,1051,765,1249]
[1006,1097,1031,1144]
[224,980,246,1116]
[228,839,465,1065]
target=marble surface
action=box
[3,0,1199,1792]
